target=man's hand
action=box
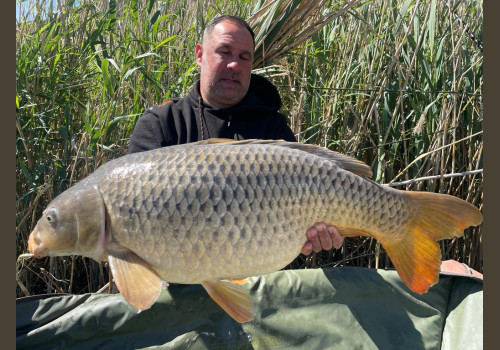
[301,222,343,255]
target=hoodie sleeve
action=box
[271,113,297,142]
[128,99,187,153]
[128,109,167,153]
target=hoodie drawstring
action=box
[198,97,205,140]
[198,98,236,140]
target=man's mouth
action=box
[220,78,240,85]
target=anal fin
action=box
[201,279,254,323]
[108,249,163,310]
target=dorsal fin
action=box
[270,141,373,178]
[191,138,236,145]
[192,138,373,178]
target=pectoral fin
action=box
[201,279,254,323]
[108,249,163,310]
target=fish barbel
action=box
[27,139,482,323]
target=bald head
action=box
[202,15,255,47]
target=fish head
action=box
[28,185,107,262]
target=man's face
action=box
[196,20,254,108]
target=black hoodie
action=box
[128,74,296,153]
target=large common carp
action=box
[27,139,482,323]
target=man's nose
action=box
[227,59,241,71]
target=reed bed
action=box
[16,0,483,297]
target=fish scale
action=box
[99,143,376,282]
[27,139,482,323]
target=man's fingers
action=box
[303,223,344,255]
[301,241,313,256]
[328,226,344,249]
[306,222,333,253]
[306,226,321,253]
[315,222,333,251]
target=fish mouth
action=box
[27,226,50,258]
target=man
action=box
[128,15,343,256]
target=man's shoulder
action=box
[157,98,176,107]
[144,97,191,121]
[149,97,183,112]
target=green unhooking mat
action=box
[16,267,482,349]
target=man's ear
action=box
[195,44,203,67]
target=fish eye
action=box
[46,208,58,224]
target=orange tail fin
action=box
[375,191,482,294]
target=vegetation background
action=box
[16,0,483,297]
